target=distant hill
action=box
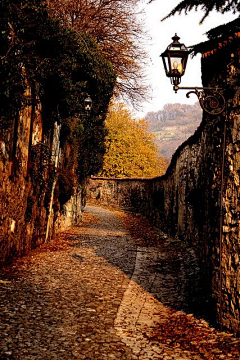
[145,102,202,160]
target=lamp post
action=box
[78,94,93,119]
[161,34,189,89]
[161,34,226,115]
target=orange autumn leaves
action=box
[98,103,167,178]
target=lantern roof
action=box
[161,34,189,56]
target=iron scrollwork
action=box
[186,88,226,115]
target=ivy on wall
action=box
[0,0,116,187]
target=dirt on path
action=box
[0,205,239,360]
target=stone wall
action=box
[88,40,240,334]
[0,93,82,268]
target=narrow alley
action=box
[0,205,239,360]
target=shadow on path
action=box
[72,205,206,319]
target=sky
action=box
[135,0,238,117]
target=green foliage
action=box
[205,17,240,39]
[98,103,167,178]
[191,18,240,56]
[0,0,44,120]
[77,115,108,182]
[25,195,35,223]
[0,0,116,191]
[0,0,116,128]
[155,0,240,24]
[31,143,51,190]
[56,171,75,208]
[44,167,55,211]
[60,117,84,177]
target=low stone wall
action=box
[88,42,240,335]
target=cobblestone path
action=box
[0,205,239,360]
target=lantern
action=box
[84,95,92,112]
[161,34,189,87]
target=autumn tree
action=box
[98,103,167,178]
[47,0,149,107]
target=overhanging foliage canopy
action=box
[149,0,240,24]
[0,0,116,182]
[0,0,116,125]
[47,0,149,108]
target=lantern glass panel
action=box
[171,57,183,75]
[161,34,189,85]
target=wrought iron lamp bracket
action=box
[173,86,226,115]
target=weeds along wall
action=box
[88,38,240,335]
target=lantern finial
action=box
[172,34,180,43]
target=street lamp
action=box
[84,94,93,112]
[161,34,190,88]
[161,34,226,115]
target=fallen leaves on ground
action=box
[118,211,164,246]
[116,210,240,359]
[0,211,99,277]
[81,211,99,226]
[148,310,240,359]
